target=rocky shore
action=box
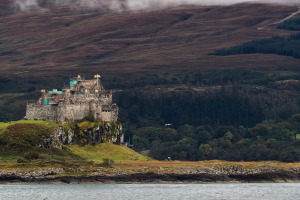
[1,165,299,184]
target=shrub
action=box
[1,123,55,149]
[16,158,28,163]
[101,158,114,167]
[24,151,40,161]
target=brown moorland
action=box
[1,2,300,84]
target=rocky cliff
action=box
[40,121,123,149]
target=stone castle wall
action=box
[26,103,58,122]
[101,111,113,122]
[99,93,112,104]
[25,75,118,123]
[64,103,92,122]
[26,102,117,123]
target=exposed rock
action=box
[212,164,246,175]
[0,168,65,181]
[1,165,299,184]
[40,127,73,149]
[40,121,123,149]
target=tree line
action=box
[277,17,300,31]
[213,33,300,60]
[114,81,300,162]
[131,116,300,162]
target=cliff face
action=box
[40,121,123,149]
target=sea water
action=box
[0,183,299,200]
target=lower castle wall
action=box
[101,108,118,122]
[99,93,112,105]
[26,104,58,122]
[64,104,91,121]
[90,103,101,120]
[26,102,117,123]
[101,112,113,122]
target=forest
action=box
[277,17,300,31]
[115,84,300,162]
[131,118,299,162]
[213,33,300,59]
[112,65,300,162]
[1,67,300,162]
[213,16,300,59]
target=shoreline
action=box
[1,172,299,184]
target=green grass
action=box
[68,143,150,163]
[0,120,61,165]
[0,120,58,130]
[0,120,149,168]
[0,120,298,173]
[6,119,57,125]
[0,119,152,172]
[0,122,8,130]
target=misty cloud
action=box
[13,0,40,11]
[13,0,300,12]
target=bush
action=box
[1,123,55,149]
[24,151,40,161]
[17,158,28,163]
[101,158,114,167]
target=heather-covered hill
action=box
[0,2,299,87]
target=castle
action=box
[25,74,118,123]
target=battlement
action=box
[25,74,118,123]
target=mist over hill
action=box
[11,0,300,12]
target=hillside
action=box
[0,3,300,90]
[0,121,299,183]
[1,2,300,162]
[0,120,148,168]
[68,143,150,162]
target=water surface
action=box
[0,183,299,200]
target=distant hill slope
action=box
[213,33,300,59]
[0,0,13,16]
[0,3,300,88]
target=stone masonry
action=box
[25,74,118,123]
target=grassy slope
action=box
[0,121,299,176]
[0,120,58,130]
[0,120,149,169]
[116,160,300,170]
[68,143,150,163]
[0,120,66,167]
